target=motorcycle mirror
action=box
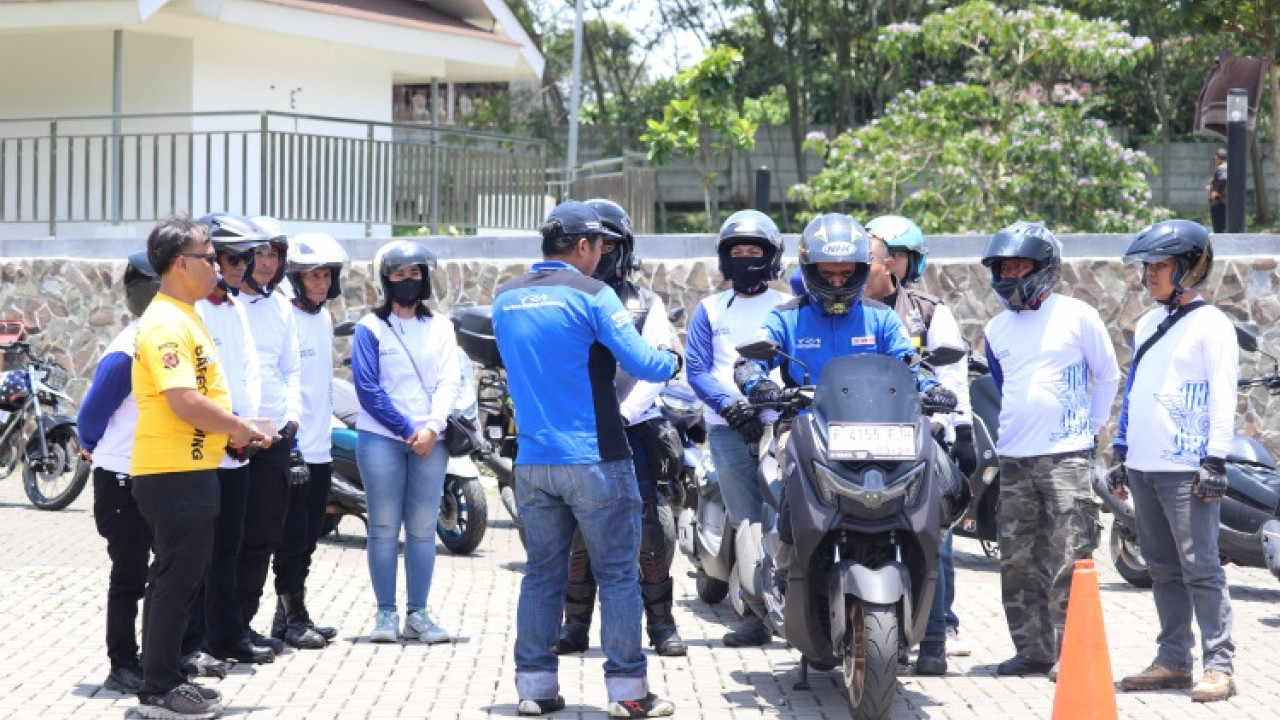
[334,321,356,338]
[1235,325,1260,353]
[667,306,685,324]
[735,339,781,362]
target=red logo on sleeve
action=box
[162,352,179,369]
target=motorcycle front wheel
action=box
[23,427,90,511]
[437,476,489,555]
[1110,524,1153,588]
[844,601,899,720]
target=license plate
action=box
[826,423,917,461]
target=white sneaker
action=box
[369,610,399,643]
[945,627,971,657]
[403,609,451,644]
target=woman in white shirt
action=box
[351,241,461,644]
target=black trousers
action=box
[273,462,333,596]
[132,470,219,696]
[92,469,153,669]
[184,465,252,654]
[236,441,291,629]
[1210,202,1226,233]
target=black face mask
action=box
[728,256,772,295]
[592,247,625,286]
[387,278,423,306]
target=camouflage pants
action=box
[998,450,1100,664]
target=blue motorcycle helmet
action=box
[797,213,872,316]
[867,215,927,284]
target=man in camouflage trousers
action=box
[980,223,1120,676]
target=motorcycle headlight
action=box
[810,460,926,510]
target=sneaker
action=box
[1120,662,1194,692]
[1191,669,1237,703]
[995,655,1055,676]
[517,695,566,716]
[103,660,144,694]
[189,684,222,704]
[403,609,451,644]
[369,610,399,643]
[945,627,971,657]
[136,683,222,719]
[608,693,675,718]
[915,641,947,676]
[722,613,770,648]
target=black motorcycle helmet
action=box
[1123,219,1214,307]
[372,240,437,307]
[124,250,161,318]
[198,212,269,295]
[797,213,871,316]
[585,198,636,286]
[981,221,1061,312]
[716,210,784,283]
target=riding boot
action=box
[641,578,687,657]
[551,578,596,655]
[279,592,327,649]
[299,589,337,641]
[271,598,288,641]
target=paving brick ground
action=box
[2,477,1279,720]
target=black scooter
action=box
[1095,326,1280,586]
[734,340,966,720]
[949,356,1003,557]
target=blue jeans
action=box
[1128,468,1235,673]
[925,531,956,642]
[357,431,449,612]
[708,424,761,526]
[514,460,648,703]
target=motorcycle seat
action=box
[1227,436,1276,470]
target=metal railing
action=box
[0,111,547,235]
[546,153,658,233]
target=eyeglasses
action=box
[222,251,254,267]
[180,252,218,268]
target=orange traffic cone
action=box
[1051,559,1118,720]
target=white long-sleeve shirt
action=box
[196,296,261,470]
[293,304,334,463]
[922,302,972,439]
[984,293,1120,458]
[351,312,462,442]
[617,295,676,426]
[1120,304,1239,472]
[240,291,302,430]
[685,288,789,426]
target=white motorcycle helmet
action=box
[286,233,349,312]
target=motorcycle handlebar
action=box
[1238,374,1280,393]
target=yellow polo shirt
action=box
[130,293,232,475]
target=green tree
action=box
[641,45,760,230]
[793,1,1169,233]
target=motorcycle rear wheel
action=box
[843,601,899,720]
[23,428,90,511]
[437,476,489,555]
[1110,524,1153,588]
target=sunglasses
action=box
[180,252,218,268]
[221,251,254,267]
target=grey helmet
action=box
[198,213,269,295]
[797,213,871,315]
[286,233,349,313]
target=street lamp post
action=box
[1226,88,1247,233]
[565,0,585,187]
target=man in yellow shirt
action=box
[130,216,266,720]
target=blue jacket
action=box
[492,261,678,465]
[740,295,937,393]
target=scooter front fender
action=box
[828,561,909,656]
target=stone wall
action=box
[7,256,1280,452]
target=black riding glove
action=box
[951,424,977,476]
[747,378,784,406]
[721,398,764,444]
[923,385,958,414]
[657,345,683,379]
[278,420,299,442]
[1194,456,1228,500]
[289,451,310,487]
[1106,448,1128,495]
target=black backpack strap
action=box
[1130,300,1207,375]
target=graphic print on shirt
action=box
[1155,381,1210,467]
[1046,359,1092,441]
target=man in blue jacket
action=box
[493,201,680,719]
